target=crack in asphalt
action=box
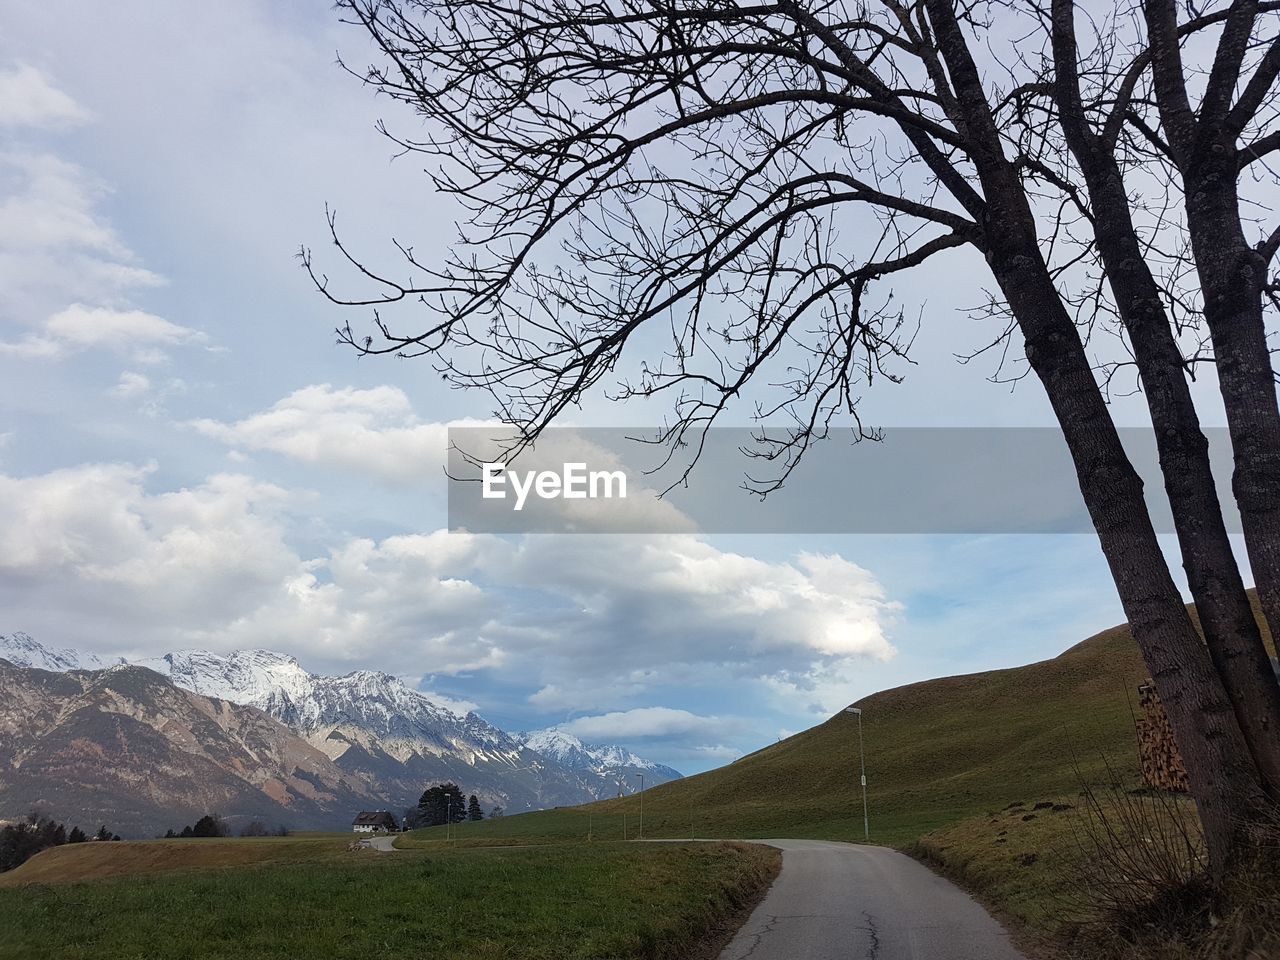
[862,911,881,960]
[737,921,834,957]
[734,914,779,960]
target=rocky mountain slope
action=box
[0,658,379,837]
[0,635,682,826]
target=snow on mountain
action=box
[518,727,683,785]
[138,648,521,765]
[2,635,682,812]
[0,632,122,672]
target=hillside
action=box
[425,609,1236,847]
[0,660,381,836]
[625,620,1152,844]
[434,597,1278,857]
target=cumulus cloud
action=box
[0,64,89,129]
[193,385,697,532]
[190,384,451,485]
[0,304,206,361]
[0,463,897,739]
[558,707,734,741]
[0,464,295,611]
[492,535,897,665]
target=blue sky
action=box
[0,1,1235,773]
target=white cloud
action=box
[110,371,151,399]
[0,152,163,324]
[559,707,733,741]
[0,64,89,129]
[493,536,897,666]
[194,385,694,529]
[190,384,450,485]
[0,463,502,673]
[0,304,205,361]
[47,305,198,349]
[0,463,897,727]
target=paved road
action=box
[367,835,400,852]
[719,840,1027,960]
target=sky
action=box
[0,1,1240,774]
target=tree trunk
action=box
[985,214,1270,880]
[926,0,1271,879]
[1048,47,1280,797]
[1176,138,1280,775]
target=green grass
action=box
[909,793,1199,933]
[412,618,1157,851]
[0,840,779,960]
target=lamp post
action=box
[445,798,452,841]
[845,706,869,840]
[635,773,645,839]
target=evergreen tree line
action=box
[0,812,119,873]
[161,814,289,839]
[403,783,495,828]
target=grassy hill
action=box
[0,834,350,888]
[413,618,1159,848]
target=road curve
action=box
[367,835,400,852]
[719,839,1027,960]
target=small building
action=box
[352,811,398,833]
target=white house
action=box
[351,811,398,833]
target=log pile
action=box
[1136,681,1190,793]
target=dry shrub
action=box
[1062,757,1280,960]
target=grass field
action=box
[0,834,350,888]
[0,838,779,960]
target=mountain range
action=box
[0,633,680,835]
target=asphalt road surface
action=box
[719,839,1028,960]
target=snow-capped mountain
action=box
[0,656,383,837]
[0,632,124,672]
[518,727,682,791]
[0,635,682,815]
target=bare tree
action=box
[307,0,1280,881]
[1037,0,1280,805]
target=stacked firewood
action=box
[1136,681,1190,793]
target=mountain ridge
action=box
[0,634,681,825]
[0,657,380,836]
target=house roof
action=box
[352,811,398,826]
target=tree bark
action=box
[1182,145,1280,652]
[1050,0,1280,800]
[1141,0,1280,767]
[927,0,1270,878]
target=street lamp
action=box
[445,798,452,842]
[845,706,869,840]
[635,773,645,839]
